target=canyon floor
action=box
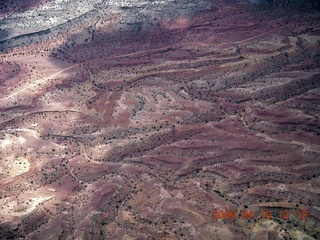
[0,0,319,239]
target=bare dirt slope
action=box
[0,0,319,239]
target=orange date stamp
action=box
[212,209,308,220]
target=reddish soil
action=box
[0,0,319,239]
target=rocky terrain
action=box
[0,0,319,239]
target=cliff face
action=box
[0,0,319,239]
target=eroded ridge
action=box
[0,0,319,239]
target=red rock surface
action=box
[0,0,319,239]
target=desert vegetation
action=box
[0,0,319,239]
